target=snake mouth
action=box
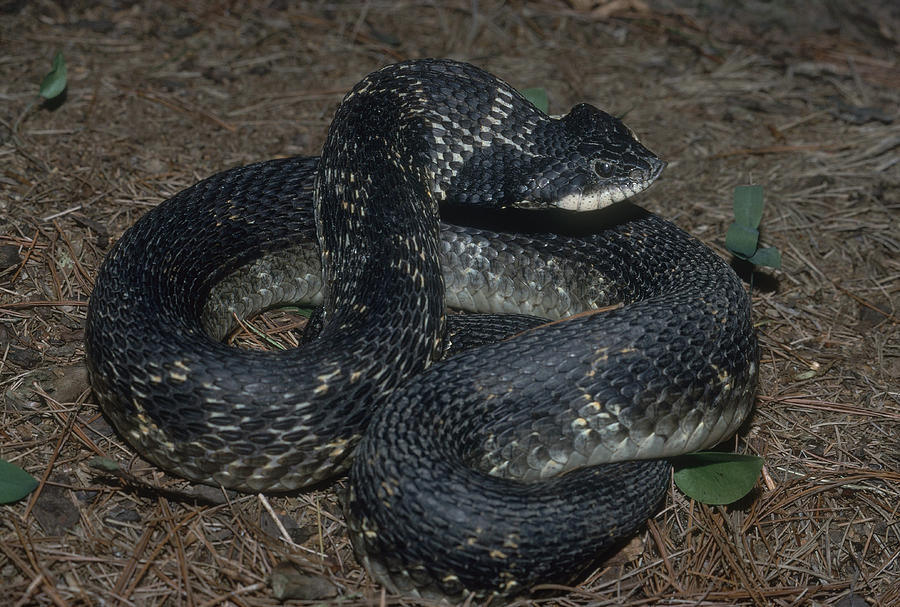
[549,157,666,212]
[511,181,653,211]
[511,155,665,212]
[553,177,656,211]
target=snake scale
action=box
[85,59,758,600]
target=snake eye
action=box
[592,160,615,178]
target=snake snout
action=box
[642,155,667,181]
[627,155,666,188]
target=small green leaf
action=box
[0,459,39,504]
[747,246,782,269]
[732,185,764,228]
[726,184,781,270]
[672,452,763,505]
[726,222,760,258]
[286,306,316,318]
[40,51,67,99]
[520,87,548,114]
[88,457,123,472]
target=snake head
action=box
[513,103,665,212]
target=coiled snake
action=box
[85,60,758,600]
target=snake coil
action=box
[86,60,757,600]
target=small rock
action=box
[32,481,81,535]
[260,508,312,544]
[269,562,338,600]
[0,244,20,268]
[107,507,142,524]
[835,593,870,607]
[50,365,89,403]
[74,19,114,34]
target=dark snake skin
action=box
[85,60,757,600]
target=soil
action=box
[1,1,898,606]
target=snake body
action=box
[85,60,757,600]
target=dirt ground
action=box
[1,1,898,606]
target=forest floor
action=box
[1,1,898,606]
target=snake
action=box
[85,59,758,600]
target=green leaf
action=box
[0,459,39,504]
[520,87,548,114]
[39,51,67,99]
[88,457,122,472]
[747,246,782,269]
[286,305,316,318]
[726,184,781,270]
[672,452,763,505]
[732,185,764,228]
[725,222,760,258]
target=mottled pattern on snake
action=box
[85,59,758,601]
